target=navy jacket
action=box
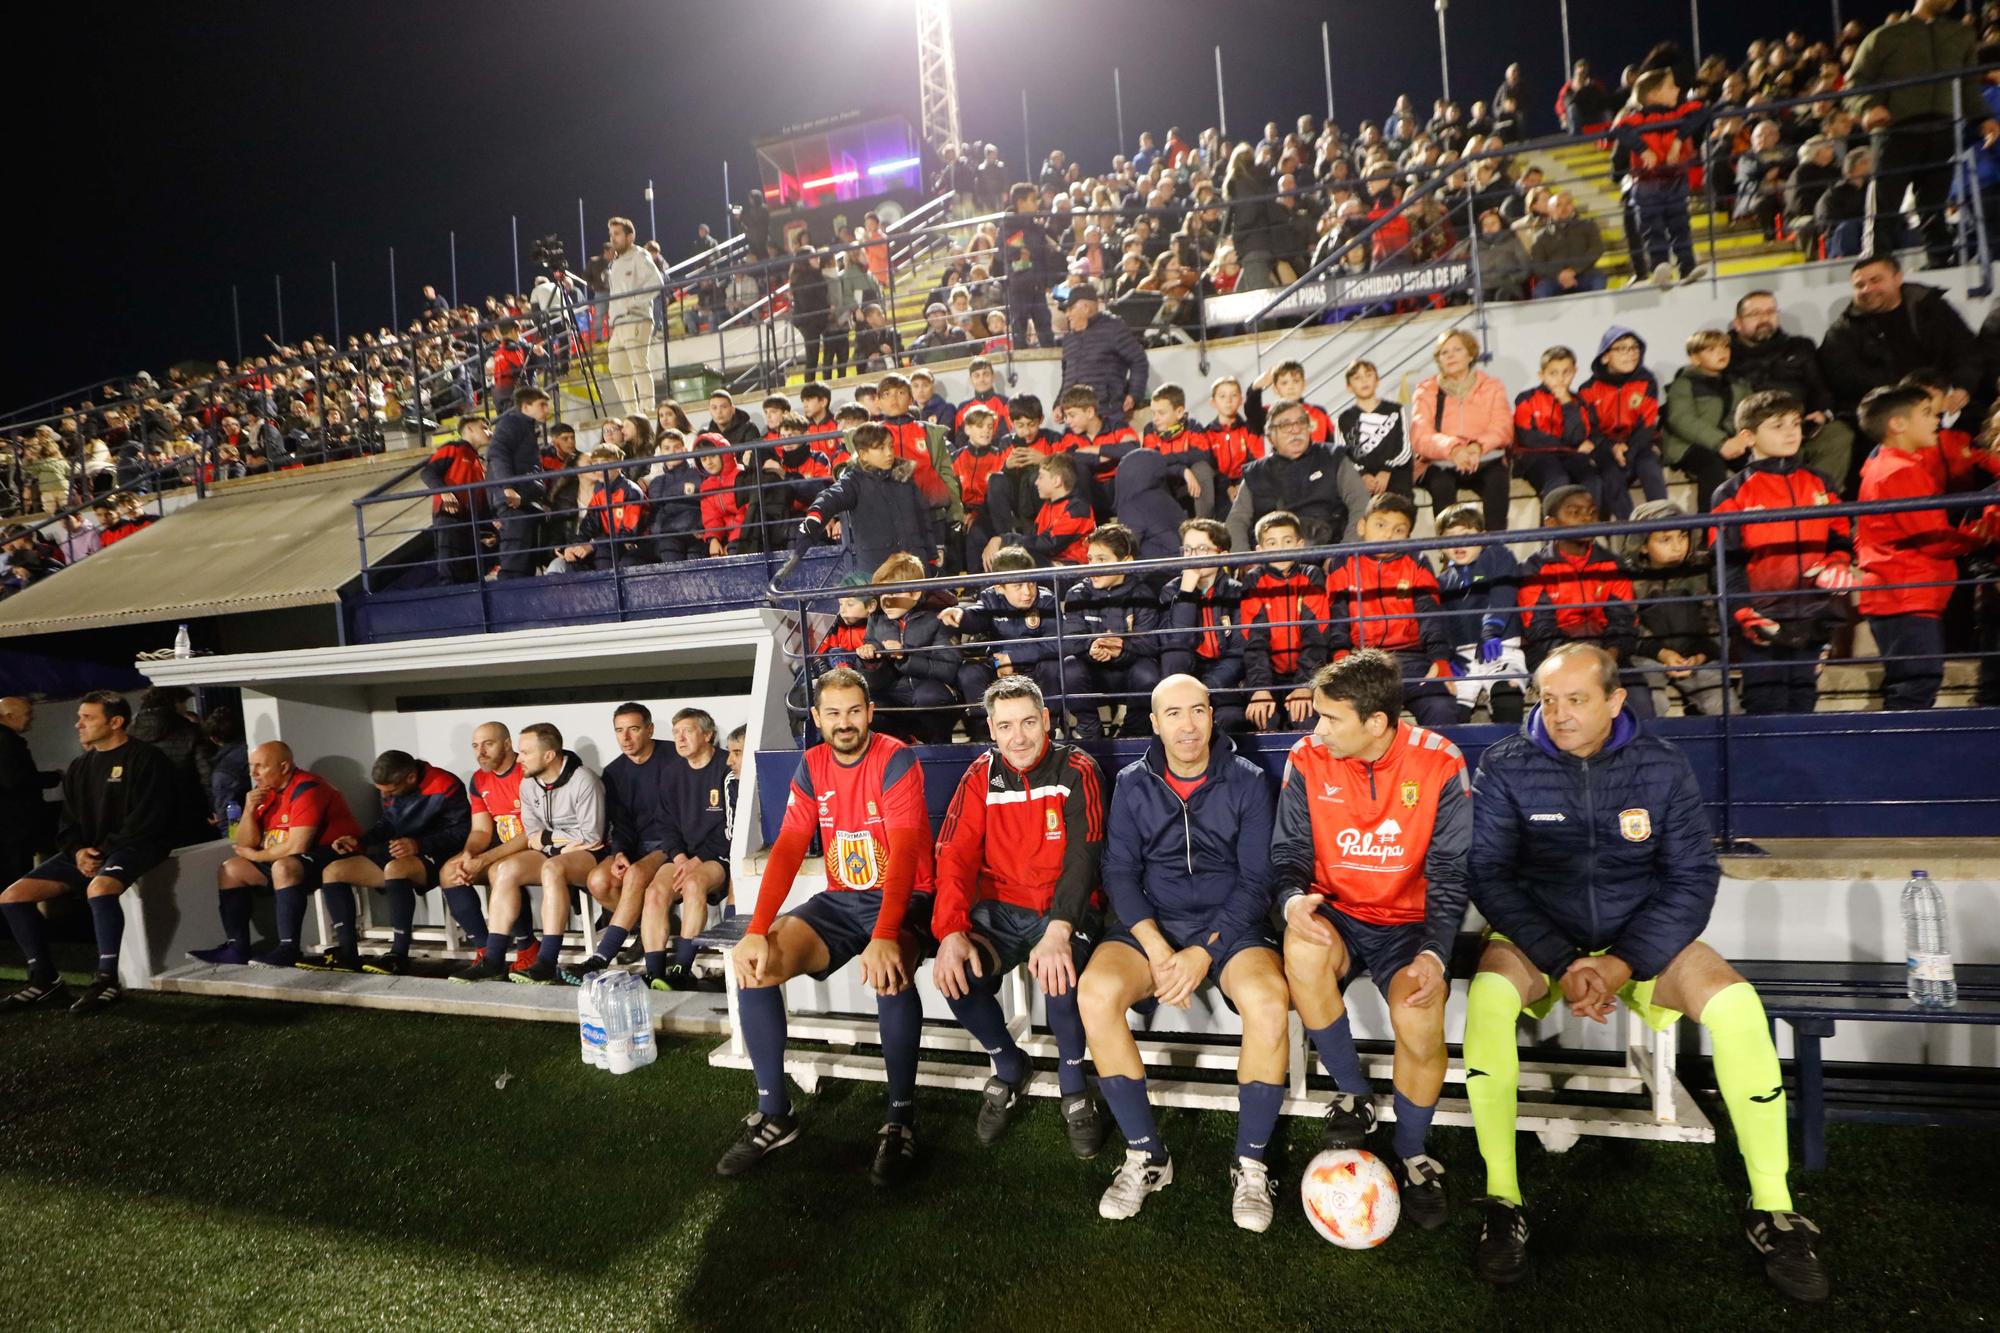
[1469,708,1718,981]
[791,460,937,574]
[956,585,1064,667]
[1112,447,1193,559]
[1101,731,1276,954]
[647,460,706,537]
[603,749,674,858]
[1433,545,1524,648]
[1063,576,1168,667]
[1059,313,1150,424]
[662,747,732,867]
[362,761,471,862]
[486,409,545,505]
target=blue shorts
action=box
[1322,905,1431,989]
[27,845,166,892]
[1103,911,1280,987]
[967,899,1095,979]
[237,845,340,888]
[360,849,445,885]
[785,890,936,981]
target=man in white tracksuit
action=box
[604,216,665,418]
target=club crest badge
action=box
[834,830,882,889]
[1619,807,1652,842]
[1400,779,1420,808]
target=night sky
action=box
[15,0,1902,411]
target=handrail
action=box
[715,191,962,333]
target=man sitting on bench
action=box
[311,750,471,975]
[1463,643,1827,1302]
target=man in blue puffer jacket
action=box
[1077,674,1291,1233]
[1461,642,1827,1304]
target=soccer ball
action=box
[1300,1148,1400,1248]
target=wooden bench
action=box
[1738,960,2000,1170]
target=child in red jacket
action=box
[1855,385,1998,710]
[1709,391,1853,715]
[1325,493,1458,727]
[696,436,744,555]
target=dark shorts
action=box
[785,890,936,981]
[26,844,166,892]
[1323,907,1432,990]
[1103,911,1280,987]
[360,849,445,885]
[237,845,341,889]
[968,899,1095,977]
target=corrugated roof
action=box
[0,457,428,639]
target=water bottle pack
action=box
[1902,870,1958,1010]
[576,970,657,1073]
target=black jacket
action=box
[1729,329,1835,416]
[58,738,180,854]
[1059,313,1149,423]
[792,459,937,573]
[1818,281,1981,413]
[486,408,545,505]
[0,724,57,852]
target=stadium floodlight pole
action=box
[1322,21,1335,122]
[723,160,733,238]
[1215,46,1227,138]
[578,198,587,262]
[1022,88,1031,173]
[1114,67,1125,156]
[511,216,521,295]
[230,284,243,363]
[1435,0,1451,104]
[331,260,341,344]
[1689,0,1702,65]
[275,274,286,347]
[388,246,399,330]
[646,180,657,243]
[1831,0,1841,38]
[449,230,459,308]
[1559,0,1573,84]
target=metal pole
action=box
[331,260,341,344]
[389,246,399,330]
[578,197,587,261]
[449,230,459,308]
[1214,46,1227,139]
[1114,68,1126,156]
[1689,0,1702,66]
[1435,1,1451,105]
[230,285,243,363]
[511,216,521,295]
[1831,0,1841,39]
[275,274,286,346]
[1022,88,1031,174]
[1560,0,1574,88]
[1322,22,1335,122]
[646,180,658,243]
[723,161,733,239]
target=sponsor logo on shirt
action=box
[1335,818,1405,863]
[1529,812,1566,823]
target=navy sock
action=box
[594,924,629,961]
[673,937,698,969]
[944,986,1028,1085]
[275,887,308,947]
[442,886,487,942]
[539,932,563,966]
[1306,1014,1372,1095]
[88,895,124,975]
[644,949,667,979]
[739,983,791,1117]
[482,930,511,961]
[219,887,253,950]
[2,901,51,982]
[513,921,535,947]
[1045,989,1089,1096]
[1235,1080,1287,1163]
[383,879,417,956]
[877,988,922,1127]
[1098,1074,1165,1162]
[322,884,357,950]
[1392,1089,1438,1160]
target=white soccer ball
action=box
[1300,1148,1400,1248]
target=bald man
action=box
[0,696,60,883]
[188,740,362,969]
[434,722,538,970]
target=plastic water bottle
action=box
[173,624,192,659]
[1903,870,1958,1009]
[578,972,608,1067]
[225,801,242,842]
[604,973,636,1074]
[627,973,657,1068]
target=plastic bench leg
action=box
[1789,1016,1837,1172]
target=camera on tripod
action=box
[529,233,568,273]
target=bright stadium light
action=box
[866,156,923,176]
[800,170,861,190]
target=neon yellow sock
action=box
[1702,980,1793,1212]
[1463,971,1526,1206]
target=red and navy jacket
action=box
[1577,372,1659,452]
[362,761,471,862]
[1161,574,1247,664]
[954,393,1012,437]
[1057,423,1141,487]
[490,341,529,395]
[420,438,487,514]
[1611,99,1710,182]
[811,617,870,674]
[1326,552,1455,665]
[1143,420,1209,461]
[1519,539,1638,667]
[1241,564,1332,689]
[1709,455,1852,627]
[951,439,1009,514]
[880,413,952,509]
[932,739,1107,938]
[801,418,849,471]
[955,584,1065,666]
[1021,492,1095,565]
[1201,413,1265,481]
[1512,385,1598,455]
[582,475,648,542]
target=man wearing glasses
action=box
[1225,400,1368,554]
[1160,519,1250,731]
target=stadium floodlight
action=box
[867,157,924,176]
[915,0,962,155]
[801,170,861,191]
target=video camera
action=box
[529,233,568,273]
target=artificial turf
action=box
[1,979,1993,1332]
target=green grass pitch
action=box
[1,985,1993,1331]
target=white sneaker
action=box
[1098,1147,1173,1220]
[1680,262,1709,285]
[1650,262,1676,289]
[1230,1156,1277,1232]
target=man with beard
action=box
[1729,290,1855,486]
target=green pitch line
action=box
[0,983,1993,1331]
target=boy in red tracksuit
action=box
[1514,346,1614,515]
[1325,493,1458,728]
[1241,510,1332,731]
[1250,360,1334,443]
[1518,485,1652,718]
[421,418,489,584]
[953,357,1013,443]
[1000,452,1095,566]
[952,405,1010,571]
[1709,390,1854,716]
[697,441,744,555]
[1055,384,1139,504]
[1611,68,1708,282]
[1855,385,1998,710]
[1576,327,1666,516]
[1141,382,1214,518]
[1202,375,1265,502]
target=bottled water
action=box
[225,801,242,842]
[604,973,636,1075]
[173,624,192,660]
[1903,871,1957,1009]
[578,972,608,1067]
[627,972,657,1068]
